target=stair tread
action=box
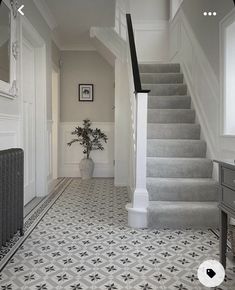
[147,139,205,143]
[140,72,183,75]
[147,157,210,161]
[149,201,218,207]
[143,83,186,86]
[149,95,190,97]
[147,177,217,183]
[148,108,194,111]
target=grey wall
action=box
[60,51,114,122]
[130,0,170,21]
[182,0,234,79]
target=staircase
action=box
[140,63,219,228]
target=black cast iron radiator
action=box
[0,149,24,248]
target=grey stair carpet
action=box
[140,63,219,228]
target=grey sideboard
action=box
[214,160,235,268]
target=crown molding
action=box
[33,0,58,31]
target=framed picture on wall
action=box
[79,84,94,102]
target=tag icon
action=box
[198,260,225,288]
[206,268,216,279]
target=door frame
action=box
[19,17,48,198]
[51,63,60,180]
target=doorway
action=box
[20,18,47,205]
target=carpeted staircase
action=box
[140,63,219,228]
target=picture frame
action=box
[79,84,94,102]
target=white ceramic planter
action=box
[79,158,94,179]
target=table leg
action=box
[220,210,228,269]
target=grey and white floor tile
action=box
[0,178,235,290]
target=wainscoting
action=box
[59,122,114,177]
[0,114,20,150]
[169,10,220,159]
[134,20,169,63]
[169,9,235,175]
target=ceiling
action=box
[43,0,116,50]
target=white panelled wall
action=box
[169,8,235,173]
[0,114,20,149]
[134,21,169,63]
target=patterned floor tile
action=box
[0,178,235,290]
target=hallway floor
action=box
[0,178,235,290]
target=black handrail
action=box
[126,14,150,94]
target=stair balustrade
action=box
[126,14,150,228]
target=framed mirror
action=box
[0,0,18,99]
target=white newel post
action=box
[127,92,149,228]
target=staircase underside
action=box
[140,63,219,229]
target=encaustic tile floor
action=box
[0,178,235,290]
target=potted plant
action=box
[67,119,108,179]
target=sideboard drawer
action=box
[222,167,235,190]
[222,187,235,210]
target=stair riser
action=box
[148,96,191,109]
[147,183,219,202]
[148,110,195,124]
[143,84,187,96]
[147,159,213,178]
[139,64,180,73]
[141,73,183,84]
[147,124,201,140]
[147,141,206,158]
[147,206,219,228]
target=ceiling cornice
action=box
[33,0,58,31]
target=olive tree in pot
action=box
[67,119,108,179]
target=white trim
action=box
[126,203,147,229]
[32,0,57,31]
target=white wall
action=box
[129,0,170,63]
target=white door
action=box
[22,38,36,205]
